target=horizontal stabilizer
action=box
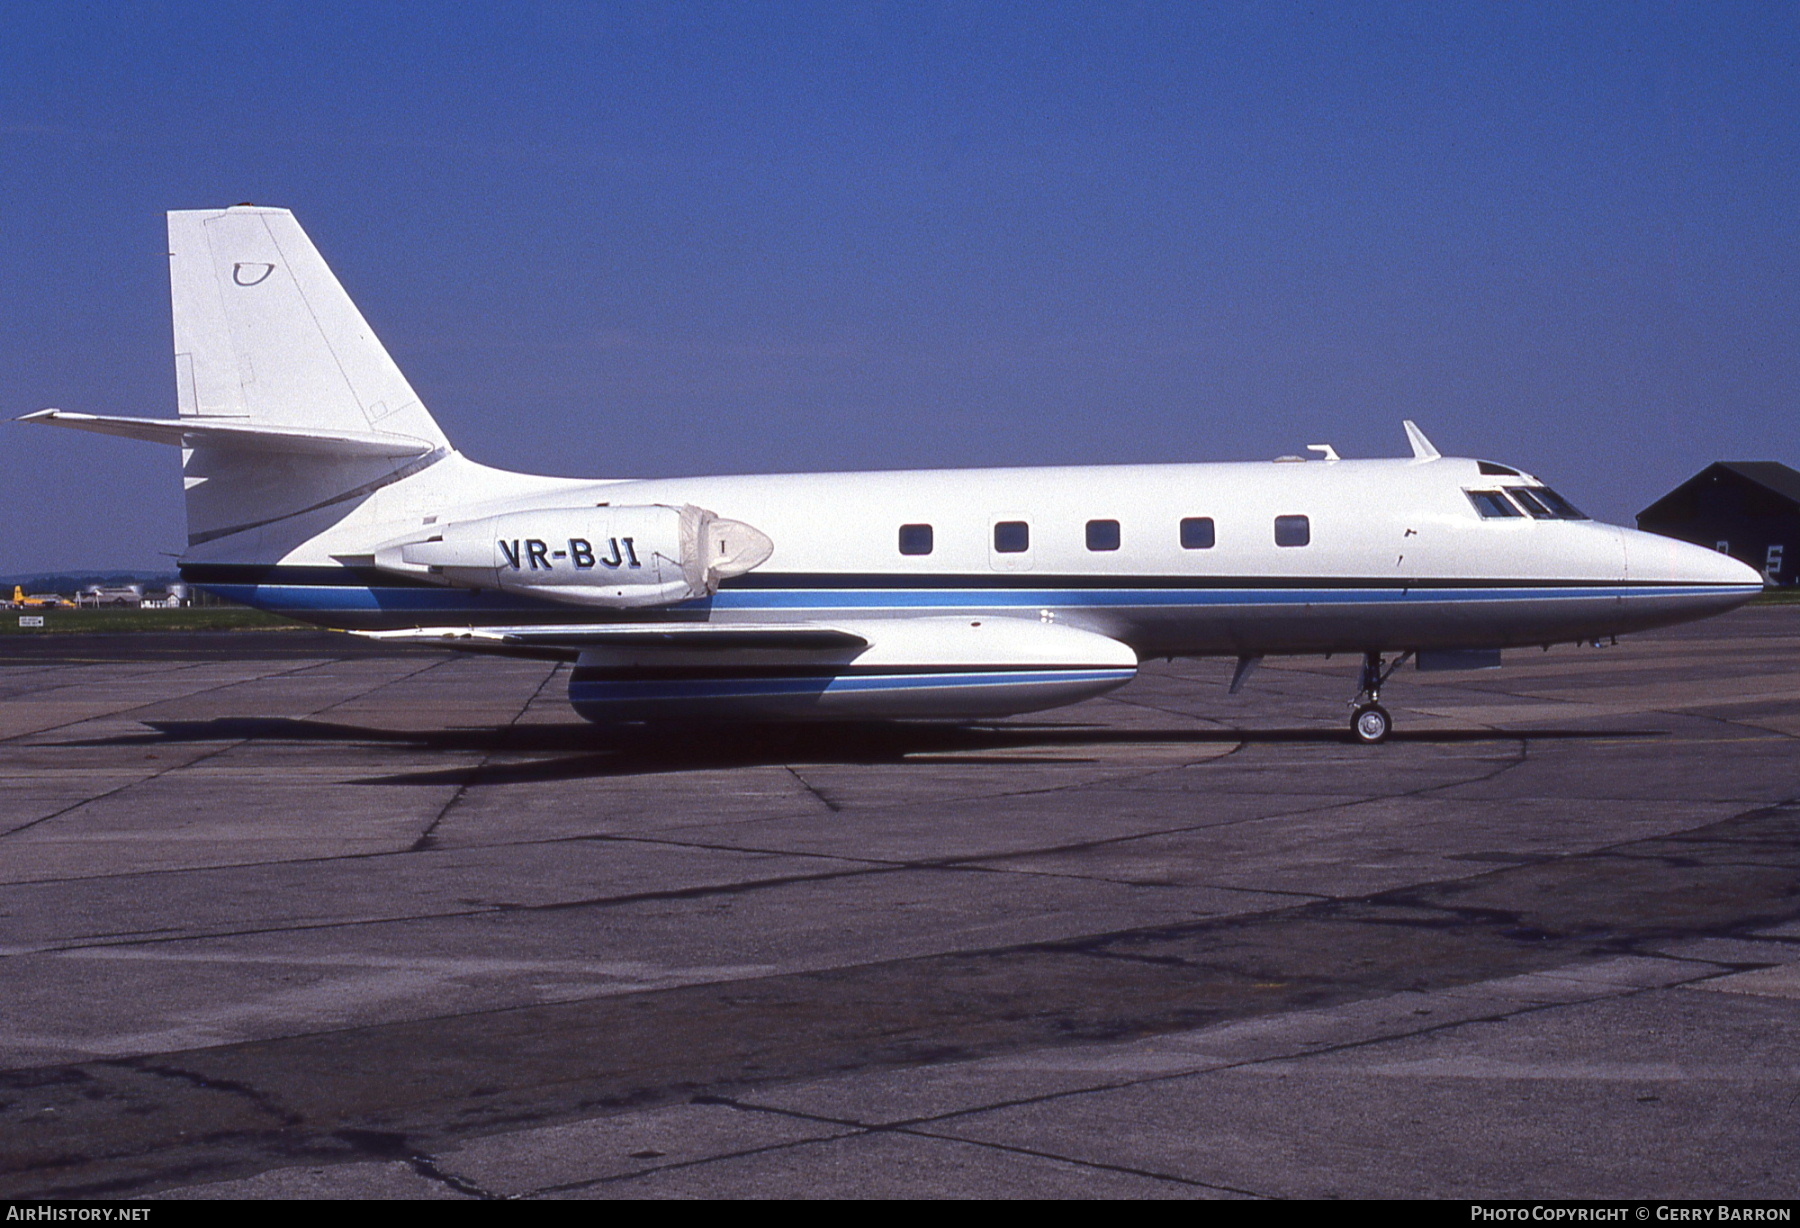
[18,409,437,458]
[356,624,871,651]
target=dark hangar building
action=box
[1637,462,1799,587]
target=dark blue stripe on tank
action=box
[569,669,1136,702]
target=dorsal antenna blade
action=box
[1402,420,1440,461]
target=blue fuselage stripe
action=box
[202,581,1755,617]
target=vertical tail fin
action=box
[169,206,448,449]
[170,207,453,559]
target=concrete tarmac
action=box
[1,609,1797,1199]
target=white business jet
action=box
[21,206,1763,742]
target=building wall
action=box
[1638,472,1796,586]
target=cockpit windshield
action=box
[1507,486,1588,520]
[1531,487,1588,519]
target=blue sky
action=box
[3,1,1796,573]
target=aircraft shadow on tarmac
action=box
[83,717,1666,787]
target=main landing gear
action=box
[1350,651,1412,744]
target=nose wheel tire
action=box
[1351,703,1392,745]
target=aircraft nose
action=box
[1622,528,1765,587]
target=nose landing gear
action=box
[1352,702,1391,744]
[1350,651,1412,744]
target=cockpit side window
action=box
[1466,490,1523,519]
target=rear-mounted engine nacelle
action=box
[372,503,773,609]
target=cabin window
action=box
[1086,519,1120,551]
[1274,515,1310,547]
[1466,490,1523,519]
[1180,517,1215,550]
[994,521,1030,553]
[898,524,934,556]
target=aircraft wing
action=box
[356,623,871,654]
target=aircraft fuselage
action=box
[180,451,1757,656]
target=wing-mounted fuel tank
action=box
[566,616,1140,723]
[371,504,773,609]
